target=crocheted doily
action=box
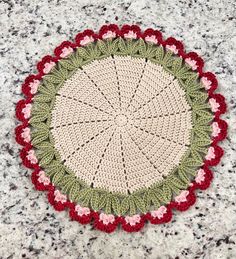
[16,24,227,233]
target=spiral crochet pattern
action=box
[51,56,192,194]
[15,24,227,233]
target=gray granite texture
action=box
[0,0,236,258]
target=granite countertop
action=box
[0,0,235,258]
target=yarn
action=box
[15,24,227,233]
[51,56,192,194]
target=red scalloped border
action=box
[15,24,228,233]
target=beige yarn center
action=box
[51,56,193,194]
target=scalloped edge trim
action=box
[15,24,228,233]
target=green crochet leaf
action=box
[43,74,63,84]
[77,188,93,206]
[194,126,211,140]
[90,191,100,211]
[150,192,161,209]
[172,57,183,74]
[190,148,203,162]
[196,114,213,125]
[30,103,50,123]
[98,193,110,210]
[34,82,56,103]
[155,189,170,204]
[126,39,140,56]
[111,196,121,215]
[120,196,130,215]
[52,169,64,185]
[86,43,101,59]
[38,149,55,166]
[175,64,190,78]
[169,175,188,190]
[183,71,198,82]
[76,188,90,201]
[177,168,190,184]
[59,59,77,70]
[128,197,136,215]
[133,195,146,213]
[34,93,54,103]
[162,50,174,68]
[154,45,165,63]
[117,37,128,54]
[97,40,110,56]
[68,181,81,201]
[138,39,147,56]
[59,174,78,193]
[44,160,65,177]
[162,183,172,201]
[143,190,152,208]
[104,196,112,214]
[76,47,91,60]
[195,92,209,103]
[183,158,203,167]
[31,128,49,145]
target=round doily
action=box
[15,24,227,233]
[51,56,192,194]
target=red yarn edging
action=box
[22,74,42,99]
[20,145,39,170]
[69,203,93,225]
[142,28,163,45]
[120,215,146,232]
[170,186,197,212]
[15,24,228,233]
[204,145,224,167]
[47,187,71,211]
[120,24,142,38]
[98,24,120,39]
[184,51,204,75]
[200,72,218,94]
[212,118,228,144]
[36,55,58,77]
[210,93,227,119]
[75,29,97,47]
[15,99,32,122]
[162,37,185,57]
[15,122,29,146]
[145,205,172,224]
[93,212,119,233]
[54,41,76,59]
[31,170,53,191]
[193,166,213,190]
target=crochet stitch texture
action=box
[51,56,192,194]
[15,24,227,233]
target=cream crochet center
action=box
[51,56,193,194]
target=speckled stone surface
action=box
[0,0,236,258]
